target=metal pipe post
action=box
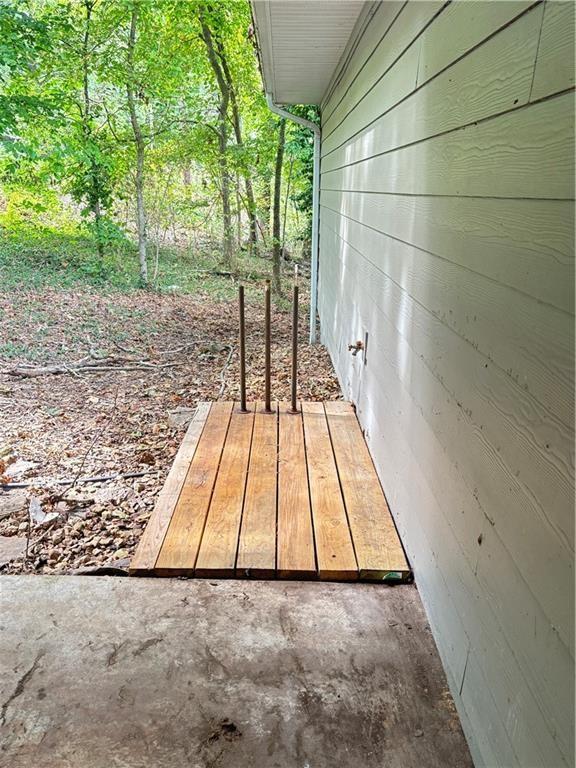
[290,267,299,413]
[238,285,247,412]
[264,280,272,412]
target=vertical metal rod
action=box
[290,267,299,413]
[238,285,247,412]
[264,280,272,412]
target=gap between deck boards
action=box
[129,401,411,582]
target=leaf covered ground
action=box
[0,284,340,575]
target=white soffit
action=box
[251,0,368,105]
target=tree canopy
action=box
[0,0,317,292]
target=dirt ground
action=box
[0,286,340,574]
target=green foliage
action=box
[0,0,315,286]
[0,204,275,299]
[285,105,319,245]
[0,5,52,135]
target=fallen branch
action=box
[55,386,120,504]
[28,518,60,553]
[218,344,235,399]
[1,339,236,377]
[1,470,157,491]
[112,340,139,355]
[1,358,180,378]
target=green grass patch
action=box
[0,221,292,302]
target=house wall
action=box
[317,2,574,766]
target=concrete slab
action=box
[0,576,473,768]
[0,537,26,567]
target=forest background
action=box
[0,0,318,297]
[0,1,339,576]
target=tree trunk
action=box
[217,113,233,268]
[272,119,286,295]
[216,40,258,251]
[82,0,104,259]
[244,176,258,251]
[199,8,233,269]
[126,4,148,285]
[261,176,271,244]
[281,154,294,258]
[235,172,242,249]
[134,141,147,283]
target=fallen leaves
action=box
[0,285,341,574]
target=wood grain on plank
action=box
[277,402,317,579]
[301,401,358,580]
[195,403,255,577]
[236,402,278,578]
[324,401,409,578]
[154,401,232,575]
[129,402,211,575]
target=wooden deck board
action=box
[195,403,256,577]
[130,401,411,582]
[236,403,278,578]
[301,402,358,580]
[153,401,233,576]
[324,401,410,579]
[129,402,211,575]
[277,402,317,579]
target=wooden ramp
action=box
[129,401,410,582]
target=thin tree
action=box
[126,3,148,285]
[272,118,285,295]
[80,0,105,258]
[198,6,233,269]
[281,153,294,258]
[215,36,258,252]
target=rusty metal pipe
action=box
[238,285,247,412]
[290,268,299,413]
[264,281,272,412]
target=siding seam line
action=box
[321,1,384,114]
[322,0,409,126]
[322,237,575,669]
[321,216,574,444]
[322,0,450,143]
[459,644,470,696]
[322,85,574,176]
[528,0,547,102]
[321,188,576,204]
[322,0,544,159]
[340,361,571,764]
[320,202,575,318]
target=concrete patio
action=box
[0,576,472,768]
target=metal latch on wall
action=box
[347,340,364,356]
[348,332,368,365]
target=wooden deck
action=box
[129,401,410,581]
